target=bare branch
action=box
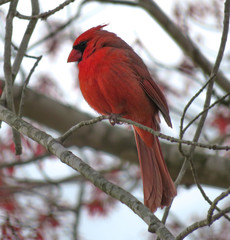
[179,75,215,143]
[0,153,49,169]
[0,0,10,5]
[0,104,175,240]
[182,91,230,135]
[189,159,230,222]
[28,5,82,50]
[3,0,22,155]
[16,0,76,20]
[57,115,107,143]
[61,115,230,151]
[176,206,230,240]
[3,0,18,109]
[160,0,230,226]
[18,55,42,117]
[176,0,230,186]
[73,182,85,239]
[11,43,42,59]
[12,0,40,78]
[186,0,230,195]
[207,187,230,224]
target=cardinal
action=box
[67,25,176,212]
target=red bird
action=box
[68,25,176,212]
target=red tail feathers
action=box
[134,128,176,212]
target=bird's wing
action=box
[128,50,172,127]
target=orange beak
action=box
[67,49,82,63]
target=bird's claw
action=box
[109,113,122,126]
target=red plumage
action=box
[68,25,176,212]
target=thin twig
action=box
[73,182,85,240]
[207,186,230,225]
[189,158,230,222]
[28,5,82,51]
[176,206,230,240]
[182,91,230,135]
[0,153,49,169]
[179,75,215,147]
[18,55,42,117]
[15,0,76,20]
[11,42,43,59]
[57,115,107,143]
[15,164,123,189]
[58,115,230,151]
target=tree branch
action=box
[6,82,230,189]
[12,0,40,78]
[27,3,82,50]
[0,0,10,6]
[176,206,230,240]
[0,104,175,240]
[3,0,21,155]
[15,0,76,20]
[177,0,230,185]
[167,0,230,225]
[18,55,42,117]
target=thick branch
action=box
[0,0,10,6]
[0,104,175,240]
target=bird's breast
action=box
[78,48,154,123]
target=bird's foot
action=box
[109,113,123,126]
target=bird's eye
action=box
[73,41,88,53]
